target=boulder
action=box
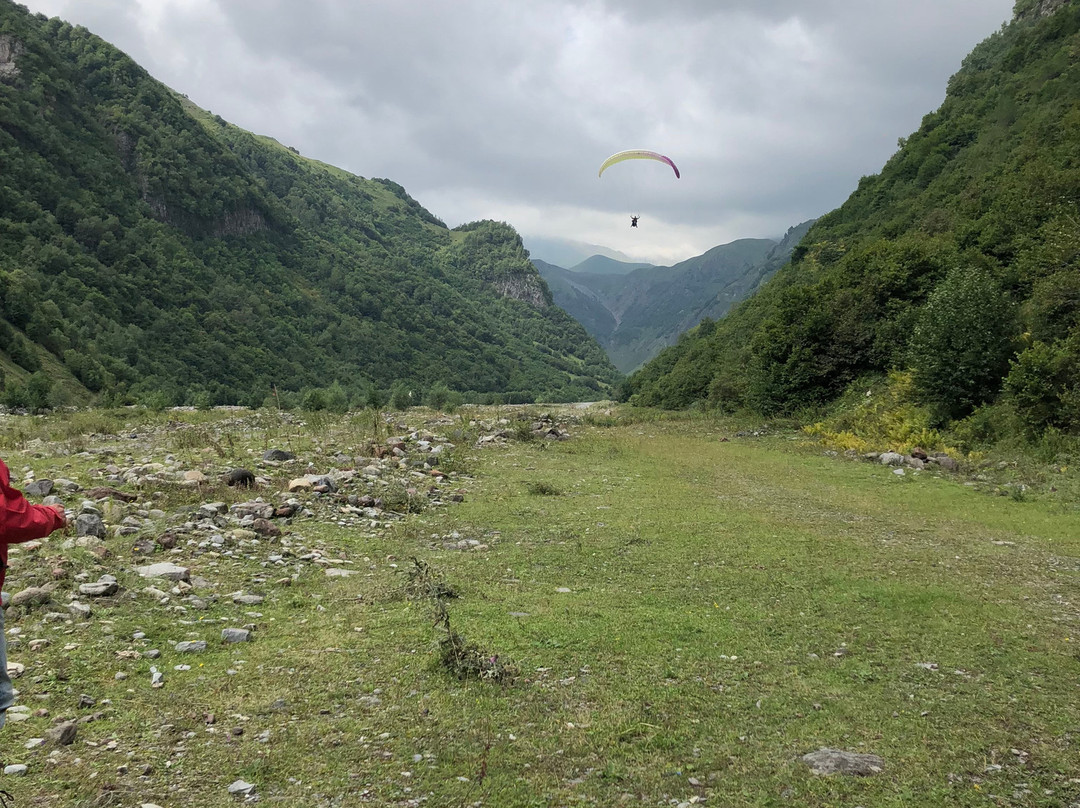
[136,562,190,582]
[10,586,52,608]
[262,449,295,462]
[23,479,53,497]
[801,748,885,776]
[75,513,107,538]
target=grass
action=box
[0,407,1078,807]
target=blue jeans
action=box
[0,603,11,729]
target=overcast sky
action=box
[21,0,1015,265]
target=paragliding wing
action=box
[598,150,680,179]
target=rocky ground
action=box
[0,406,575,803]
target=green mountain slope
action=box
[536,223,812,373]
[625,0,1080,436]
[0,2,619,406]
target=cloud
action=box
[22,0,1015,263]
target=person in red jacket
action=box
[0,458,66,729]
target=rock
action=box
[183,470,208,483]
[289,474,336,493]
[75,513,107,538]
[136,562,190,582]
[150,666,164,688]
[801,748,885,776]
[68,601,92,619]
[86,486,138,502]
[221,628,251,644]
[46,720,78,746]
[262,449,295,462]
[324,568,358,577]
[930,455,960,472]
[23,479,53,497]
[78,694,96,708]
[79,575,119,597]
[224,468,256,488]
[231,502,275,520]
[175,641,207,653]
[910,446,929,460]
[232,592,264,606]
[3,764,28,776]
[879,452,904,467]
[288,477,313,492]
[199,502,228,519]
[228,779,256,797]
[10,586,52,608]
[250,518,280,537]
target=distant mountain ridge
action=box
[535,221,814,372]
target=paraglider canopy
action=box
[598,150,680,179]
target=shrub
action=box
[908,267,1017,424]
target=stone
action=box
[183,470,208,483]
[221,628,251,643]
[23,479,53,497]
[232,592,264,606]
[228,780,256,797]
[324,568,358,577]
[46,720,78,746]
[175,641,207,653]
[231,502,274,520]
[136,562,190,581]
[801,748,885,776]
[288,477,314,492]
[878,452,904,467]
[931,455,959,472]
[250,518,280,537]
[199,502,228,519]
[10,586,52,608]
[263,449,295,461]
[68,601,92,619]
[79,575,119,597]
[75,513,107,538]
[3,764,28,776]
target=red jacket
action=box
[0,458,66,591]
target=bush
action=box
[426,381,451,412]
[324,381,349,414]
[1004,336,1080,436]
[301,388,327,411]
[908,267,1016,424]
[389,382,413,411]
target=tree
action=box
[908,267,1016,423]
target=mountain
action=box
[522,236,639,268]
[625,0,1080,439]
[0,2,620,407]
[570,255,653,275]
[535,222,813,373]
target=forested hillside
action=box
[0,1,619,407]
[626,0,1080,441]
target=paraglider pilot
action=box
[631,216,639,228]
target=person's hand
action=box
[47,504,68,529]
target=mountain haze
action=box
[626,0,1080,440]
[0,2,619,406]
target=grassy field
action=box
[0,407,1078,807]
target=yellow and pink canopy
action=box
[598,150,681,179]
